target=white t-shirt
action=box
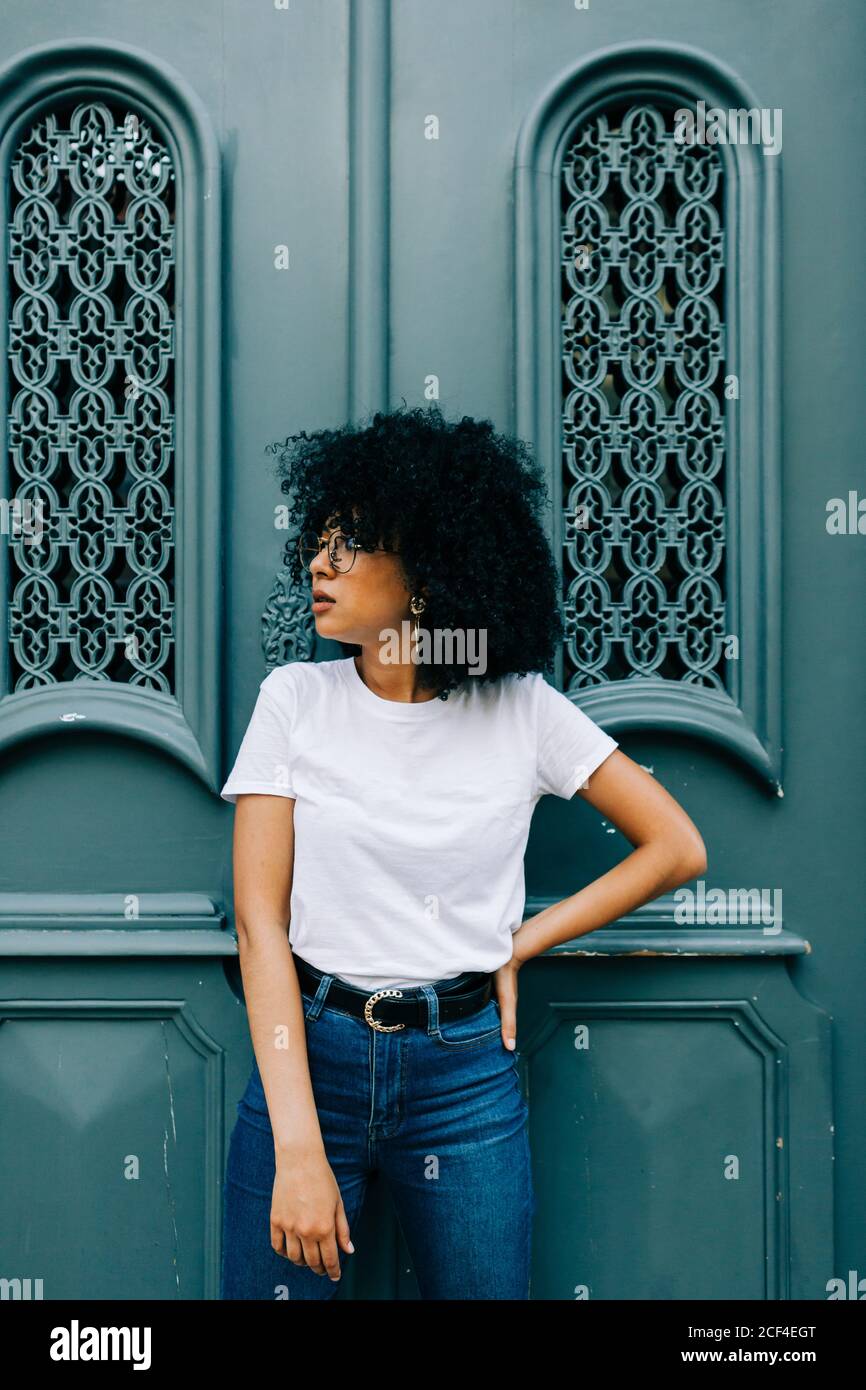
[220,656,618,991]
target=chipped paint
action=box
[553,944,798,957]
[162,1128,181,1295]
[159,1022,181,1292]
[161,1023,177,1143]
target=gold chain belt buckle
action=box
[364,988,406,1032]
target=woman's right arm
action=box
[232,792,354,1281]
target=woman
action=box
[219,403,706,1300]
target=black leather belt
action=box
[293,954,493,1033]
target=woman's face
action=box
[306,514,416,648]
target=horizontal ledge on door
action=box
[541,929,807,957]
[0,891,222,925]
[0,928,234,956]
[0,892,229,951]
[525,896,807,955]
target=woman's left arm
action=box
[496,750,707,1048]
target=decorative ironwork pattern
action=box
[6,98,176,690]
[262,565,316,671]
[561,100,727,691]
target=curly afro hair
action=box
[269,401,564,699]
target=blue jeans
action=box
[220,967,535,1299]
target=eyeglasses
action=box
[297,528,385,574]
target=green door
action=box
[0,1,860,1300]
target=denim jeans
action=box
[220,966,535,1299]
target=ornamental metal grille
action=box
[561,100,727,692]
[6,98,176,691]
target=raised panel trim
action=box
[1,996,225,1298]
[518,993,833,1299]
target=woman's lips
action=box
[312,598,336,613]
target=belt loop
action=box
[305,972,334,1020]
[419,982,440,1035]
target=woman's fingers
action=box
[284,1235,303,1263]
[300,1237,327,1275]
[276,1223,348,1279]
[494,974,518,1049]
[317,1230,343,1282]
[500,1002,518,1050]
[334,1197,355,1255]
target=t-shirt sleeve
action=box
[534,673,618,799]
[220,667,297,803]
